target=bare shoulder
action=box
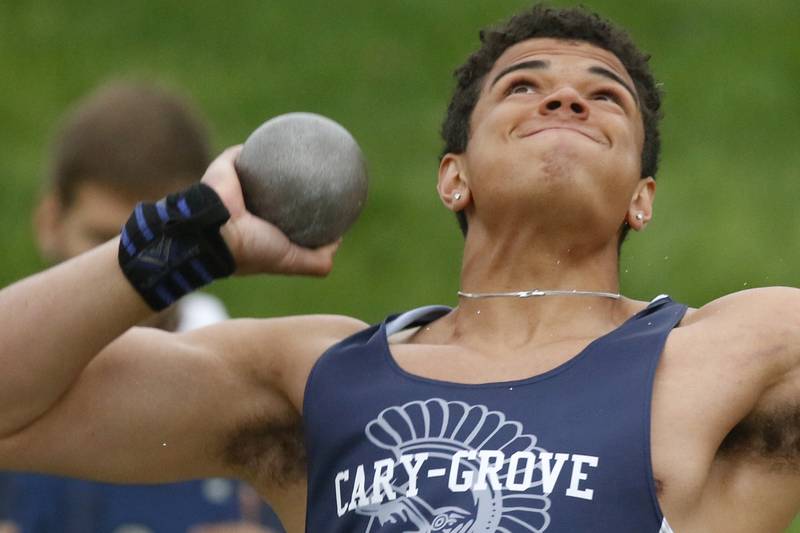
[677,287,800,373]
[182,313,368,402]
[653,288,800,442]
[683,286,800,327]
[205,313,369,350]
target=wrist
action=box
[118,183,236,310]
[218,220,242,273]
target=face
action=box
[42,181,139,259]
[35,181,183,330]
[443,38,652,241]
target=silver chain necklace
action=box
[457,289,621,300]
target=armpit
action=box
[223,413,307,486]
[719,406,800,470]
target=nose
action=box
[538,87,589,119]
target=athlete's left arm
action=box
[721,287,800,400]
[685,287,800,526]
[686,286,800,388]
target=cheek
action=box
[60,232,95,257]
[609,119,644,176]
[626,137,644,177]
[57,219,105,258]
[628,116,647,173]
[467,98,517,149]
[464,109,520,177]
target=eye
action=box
[592,90,623,106]
[506,81,537,96]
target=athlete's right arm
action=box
[0,313,364,486]
[0,147,349,477]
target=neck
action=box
[461,221,621,291]
[447,225,630,348]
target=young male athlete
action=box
[0,5,798,532]
[0,82,280,533]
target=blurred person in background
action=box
[0,81,281,533]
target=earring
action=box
[635,213,644,221]
[454,192,462,201]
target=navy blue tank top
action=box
[304,296,686,532]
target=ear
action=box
[624,177,656,231]
[437,153,471,212]
[33,192,64,262]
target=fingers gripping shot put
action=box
[4,4,800,533]
[235,113,368,248]
[115,113,367,311]
[117,112,367,309]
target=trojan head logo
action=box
[356,398,551,532]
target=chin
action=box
[530,154,584,189]
[527,139,592,177]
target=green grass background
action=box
[1,0,799,529]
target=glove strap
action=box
[118,183,235,310]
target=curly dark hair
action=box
[441,3,663,243]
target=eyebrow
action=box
[490,60,549,89]
[489,60,640,108]
[588,66,639,108]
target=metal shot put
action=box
[235,113,368,248]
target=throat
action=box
[459,223,622,300]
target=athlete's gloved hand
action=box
[119,146,340,310]
[202,146,340,276]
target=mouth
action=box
[517,125,607,145]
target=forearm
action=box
[0,146,339,439]
[0,239,150,435]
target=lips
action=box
[516,123,607,145]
